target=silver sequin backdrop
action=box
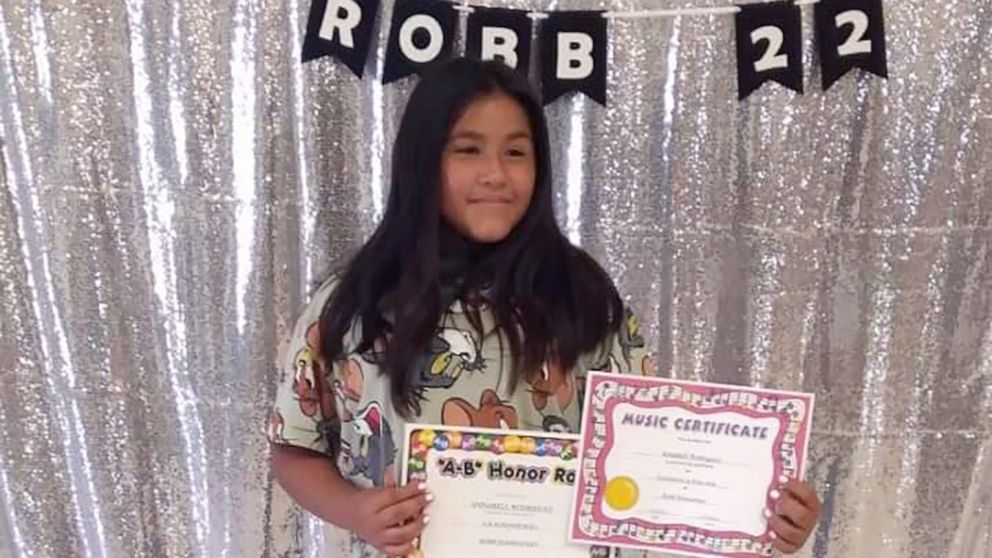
[0,0,989,556]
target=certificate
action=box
[403,425,591,557]
[569,372,814,558]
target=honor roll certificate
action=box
[570,373,814,558]
[402,425,588,557]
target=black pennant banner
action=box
[383,0,457,84]
[302,0,891,104]
[302,0,380,76]
[466,7,533,75]
[815,0,888,90]
[539,11,608,106]
[735,1,804,99]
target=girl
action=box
[268,57,821,558]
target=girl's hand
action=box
[342,481,432,557]
[766,478,821,554]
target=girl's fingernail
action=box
[423,515,431,525]
[417,482,427,492]
[763,508,773,519]
[425,493,435,503]
[770,490,781,500]
[779,475,789,485]
[770,531,778,540]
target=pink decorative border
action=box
[570,374,814,558]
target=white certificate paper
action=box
[402,425,590,557]
[569,373,815,558]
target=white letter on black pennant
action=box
[539,11,608,106]
[735,1,803,99]
[302,0,380,77]
[383,0,456,84]
[466,7,532,74]
[400,15,444,62]
[815,0,888,90]
[557,32,594,79]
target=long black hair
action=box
[319,57,622,417]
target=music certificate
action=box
[569,373,815,558]
[402,425,590,557]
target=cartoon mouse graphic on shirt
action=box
[291,323,324,418]
[442,389,519,429]
[286,323,338,448]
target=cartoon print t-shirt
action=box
[267,278,653,557]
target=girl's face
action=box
[440,93,536,244]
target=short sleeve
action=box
[266,279,339,455]
[589,305,655,377]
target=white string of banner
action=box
[452,0,822,20]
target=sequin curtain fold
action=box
[0,0,989,556]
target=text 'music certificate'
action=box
[402,425,590,557]
[569,372,815,558]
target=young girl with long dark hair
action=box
[268,57,820,558]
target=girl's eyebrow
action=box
[449,130,532,141]
[449,130,484,141]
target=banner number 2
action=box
[751,25,788,72]
[836,10,872,56]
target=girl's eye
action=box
[507,147,530,157]
[453,145,480,155]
